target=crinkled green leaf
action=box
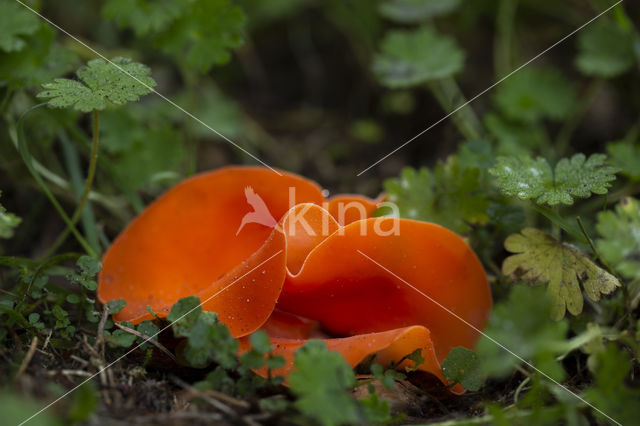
[493,67,577,123]
[155,0,245,73]
[289,340,361,426]
[102,0,190,36]
[490,154,618,206]
[37,57,156,112]
[373,26,464,88]
[607,141,640,181]
[596,197,640,280]
[477,285,568,380]
[0,191,21,239]
[382,158,489,233]
[379,0,460,23]
[249,330,271,355]
[576,21,636,78]
[0,0,39,52]
[502,228,620,320]
[441,347,483,391]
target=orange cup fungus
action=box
[98,166,492,392]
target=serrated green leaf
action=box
[379,0,460,23]
[502,228,620,320]
[493,67,577,123]
[373,26,464,88]
[106,299,126,315]
[576,21,635,78]
[382,158,489,233]
[154,0,245,73]
[489,154,618,206]
[441,347,483,391]
[102,0,190,36]
[289,340,360,426]
[477,285,568,380]
[607,141,640,181]
[37,57,156,112]
[0,0,39,52]
[0,191,21,239]
[596,197,640,280]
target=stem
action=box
[576,216,631,326]
[46,109,101,256]
[494,0,519,78]
[14,104,96,257]
[554,80,603,158]
[427,78,484,141]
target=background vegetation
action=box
[1,0,640,424]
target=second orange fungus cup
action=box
[97,166,492,393]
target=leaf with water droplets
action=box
[489,154,618,206]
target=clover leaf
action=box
[493,67,577,123]
[576,21,636,78]
[373,26,464,88]
[489,154,618,206]
[502,228,620,320]
[596,197,640,280]
[37,57,156,112]
[0,1,39,52]
[379,0,461,23]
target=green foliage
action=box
[37,57,156,112]
[490,154,618,206]
[289,340,361,426]
[103,0,245,73]
[0,391,59,426]
[378,0,460,23]
[371,363,405,389]
[373,26,464,88]
[596,197,640,280]
[477,285,568,380]
[493,68,577,124]
[105,298,126,314]
[382,158,489,233]
[607,141,640,181]
[502,228,620,320]
[66,256,101,291]
[0,191,21,239]
[441,347,483,391]
[155,0,245,73]
[67,382,98,423]
[584,344,640,425]
[576,21,636,78]
[102,0,190,36]
[0,0,39,52]
[168,296,239,368]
